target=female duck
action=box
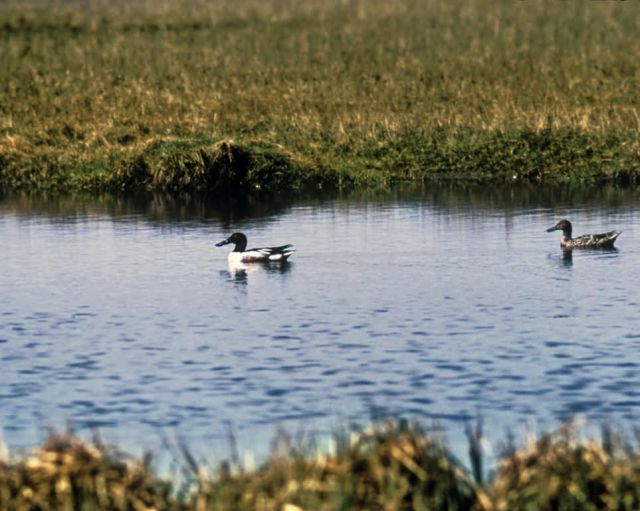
[546,219,621,249]
[216,232,295,263]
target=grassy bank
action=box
[1,0,639,194]
[3,421,640,510]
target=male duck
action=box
[216,232,295,263]
[546,219,621,249]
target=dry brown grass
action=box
[4,422,640,510]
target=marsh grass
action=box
[5,421,640,510]
[490,424,640,511]
[1,0,640,193]
[192,421,488,511]
[0,433,175,510]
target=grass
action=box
[1,0,640,194]
[4,421,640,510]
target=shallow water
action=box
[1,185,640,461]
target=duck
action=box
[546,219,621,249]
[215,232,295,263]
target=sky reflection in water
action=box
[1,184,639,461]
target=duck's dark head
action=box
[546,219,572,238]
[215,232,247,252]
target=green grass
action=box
[5,421,640,510]
[1,0,640,193]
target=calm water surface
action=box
[1,185,640,461]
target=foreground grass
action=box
[1,0,640,194]
[3,421,640,510]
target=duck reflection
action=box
[556,245,619,269]
[219,260,292,285]
[228,267,249,284]
[547,248,573,270]
[561,249,573,267]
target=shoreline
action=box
[2,129,639,195]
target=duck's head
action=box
[215,232,247,252]
[546,219,572,238]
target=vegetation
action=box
[4,421,640,510]
[1,0,639,194]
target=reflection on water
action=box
[555,245,621,269]
[2,182,640,223]
[1,184,640,459]
[219,267,249,286]
[220,261,293,286]
[561,249,573,267]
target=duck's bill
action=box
[215,239,231,247]
[546,226,559,232]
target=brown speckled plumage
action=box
[546,219,620,249]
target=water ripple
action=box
[2,190,640,453]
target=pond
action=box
[1,184,640,463]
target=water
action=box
[1,185,640,462]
